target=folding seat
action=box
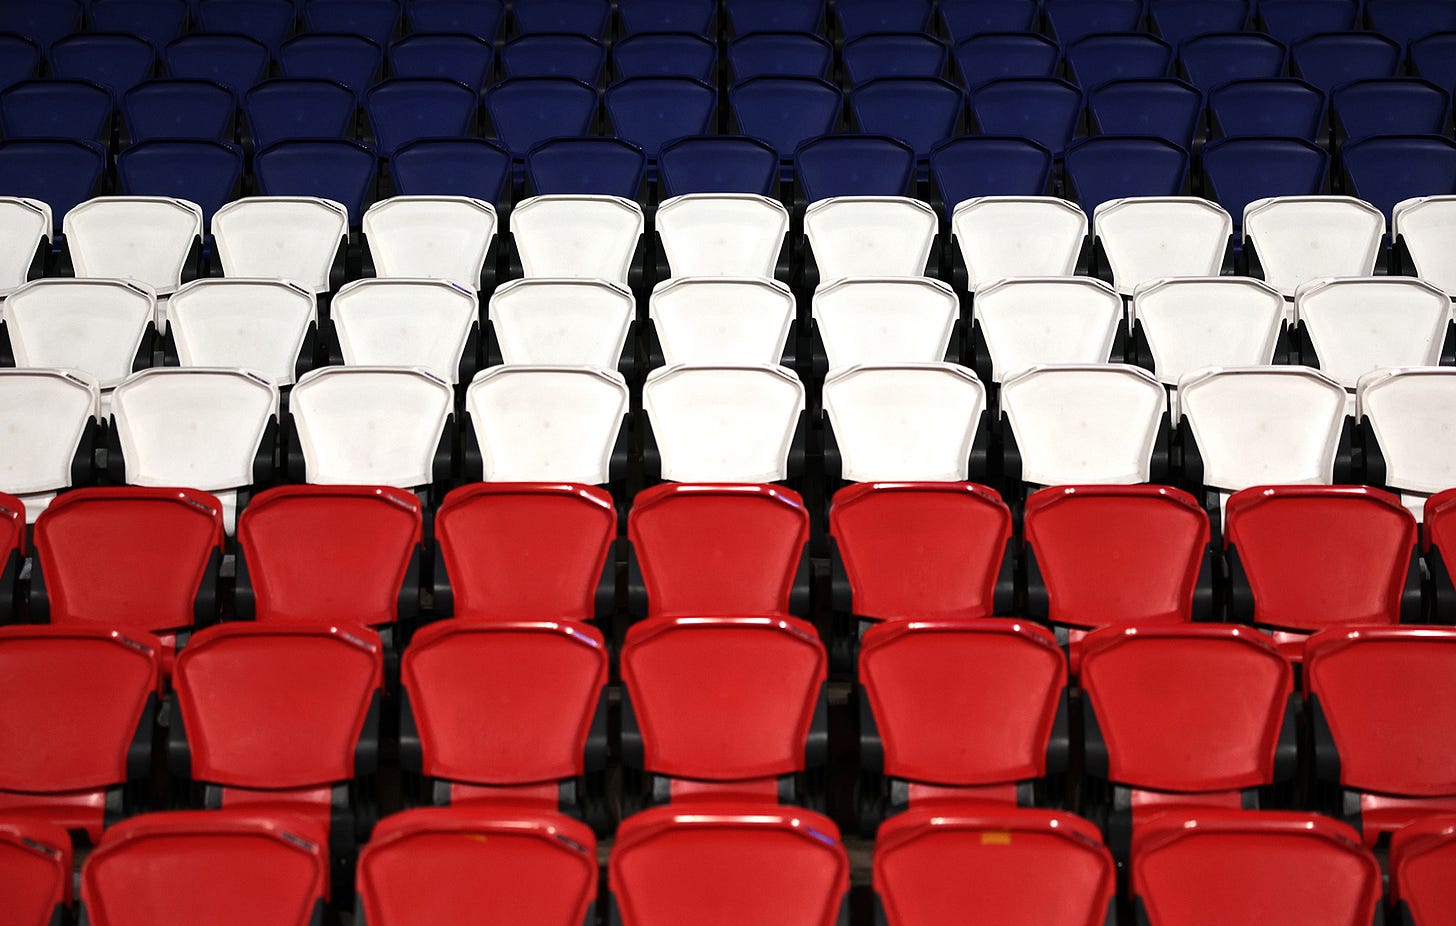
[802,197,938,285]
[194,0,295,56]
[163,34,271,98]
[213,197,348,295]
[0,818,70,926]
[0,492,18,620]
[302,0,400,48]
[1202,141,1331,235]
[1130,811,1382,924]
[404,0,505,42]
[1260,0,1362,46]
[1424,490,1456,622]
[938,0,1040,43]
[235,485,421,629]
[1243,196,1383,297]
[1410,32,1456,93]
[3,143,98,221]
[874,806,1115,926]
[969,278,1124,385]
[1393,195,1456,295]
[1333,79,1451,141]
[79,810,330,926]
[498,34,606,84]
[329,279,479,385]
[485,279,637,372]
[1208,78,1324,141]
[0,370,98,523]
[603,76,717,160]
[390,137,511,203]
[1366,0,1456,48]
[795,135,916,203]
[968,78,1083,158]
[167,278,317,387]
[833,0,932,40]
[278,34,383,101]
[243,79,357,151]
[726,32,833,81]
[842,33,948,85]
[122,80,237,145]
[511,0,612,38]
[655,193,789,277]
[0,197,48,296]
[1150,0,1250,46]
[362,195,497,290]
[1044,0,1147,47]
[1088,79,1204,150]
[0,0,80,52]
[613,32,717,82]
[0,80,112,145]
[810,278,959,372]
[659,136,780,198]
[930,137,1054,222]
[356,806,598,926]
[999,364,1170,490]
[385,32,488,89]
[728,77,843,173]
[618,0,717,35]
[433,483,616,622]
[1066,33,1174,91]
[1064,137,1190,216]
[62,197,202,298]
[951,33,1061,90]
[255,140,378,226]
[1306,627,1456,843]
[1130,278,1288,388]
[1292,32,1402,95]
[2,279,155,395]
[286,367,454,492]
[1343,136,1456,224]
[648,277,796,367]
[723,0,825,35]
[1358,368,1456,520]
[1294,278,1451,398]
[483,78,598,160]
[1092,197,1234,297]
[610,806,849,926]
[47,33,156,101]
[0,34,39,94]
[365,78,476,158]
[462,367,629,489]
[1177,32,1288,95]
[1389,816,1456,926]
[848,78,964,163]
[89,0,188,50]
[509,195,644,287]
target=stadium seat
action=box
[462,367,630,488]
[948,196,1088,291]
[194,0,294,55]
[613,32,717,82]
[729,77,843,172]
[390,137,511,203]
[1261,0,1362,46]
[970,277,1124,384]
[526,137,646,198]
[511,0,612,39]
[167,278,316,387]
[1334,79,1451,140]
[842,33,948,85]
[929,137,1053,219]
[803,197,938,283]
[404,0,505,41]
[47,33,155,101]
[1410,32,1456,93]
[1292,31,1401,95]
[254,140,378,226]
[724,0,824,35]
[0,818,70,926]
[2,279,155,393]
[834,0,933,40]
[795,135,916,203]
[1342,135,1456,223]
[1393,195,1456,295]
[1151,0,1250,46]
[123,80,237,144]
[1358,367,1456,520]
[1202,139,1330,231]
[365,78,477,158]
[1244,196,1384,297]
[1367,0,1456,46]
[655,193,789,277]
[363,195,497,291]
[1088,79,1203,149]
[244,79,357,151]
[90,2,185,51]
[0,369,99,523]
[1423,489,1456,622]
[0,625,160,842]
[1178,32,1288,95]
[1130,277,1288,387]
[433,483,616,622]
[648,277,797,367]
[510,195,644,286]
[1064,137,1190,215]
[278,34,382,101]
[79,810,330,926]
[213,197,348,295]
[0,1,80,52]
[1306,627,1456,843]
[1093,197,1234,297]
[727,31,833,81]
[951,33,1060,90]
[968,78,1082,158]
[0,196,47,296]
[1389,816,1456,926]
[498,33,606,84]
[618,0,717,36]
[848,77,965,161]
[1294,278,1451,395]
[0,34,39,94]
[62,197,202,297]
[1067,34,1173,92]
[486,278,636,372]
[163,34,270,98]
[356,806,598,926]
[810,278,959,371]
[1208,78,1325,140]
[1043,0,1146,46]
[302,0,400,48]
[0,492,18,620]
[116,141,244,225]
[0,79,112,144]
[329,279,478,384]
[658,136,780,197]
[938,0,1039,43]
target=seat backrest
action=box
[163,33,270,97]
[973,277,1123,382]
[1333,79,1451,140]
[0,819,70,926]
[390,138,511,203]
[1087,78,1204,149]
[727,32,832,81]
[604,76,717,159]
[1393,195,1456,294]
[931,137,1053,219]
[1064,136,1189,215]
[489,277,635,368]
[1093,197,1232,296]
[484,77,598,159]
[48,33,155,99]
[63,197,202,296]
[968,77,1082,157]
[0,196,47,294]
[245,78,358,152]
[803,196,937,282]
[848,77,964,159]
[1390,816,1456,926]
[656,193,788,277]
[194,0,294,54]
[1343,135,1456,223]
[1292,31,1400,94]
[642,365,805,483]
[168,279,315,386]
[1262,0,1362,44]
[123,79,237,145]
[953,31,1061,92]
[824,364,986,482]
[365,78,478,158]
[1067,33,1173,90]
[795,134,916,202]
[115,140,244,226]
[1202,140,1330,235]
[1357,368,1456,511]
[90,0,183,49]
[724,0,824,34]
[1411,31,1456,91]
[525,137,645,198]
[1295,277,1451,390]
[0,79,112,142]
[842,33,948,86]
[465,366,629,485]
[498,33,606,83]
[213,197,349,294]
[650,276,795,366]
[254,140,378,225]
[331,279,478,384]
[812,277,958,370]
[278,34,383,100]
[3,278,154,389]
[0,139,105,229]
[0,369,98,519]
[834,0,933,40]
[658,136,780,197]
[406,0,505,41]
[510,194,645,284]
[613,33,717,82]
[512,0,612,37]
[0,1,71,51]
[1131,277,1286,387]
[729,77,842,161]
[1209,78,1325,140]
[1242,196,1383,297]
[939,0,1040,43]
[1179,32,1287,95]
[951,196,1086,289]
[1043,0,1146,45]
[303,0,400,48]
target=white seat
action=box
[110,368,278,533]
[1093,197,1233,297]
[1131,277,1286,388]
[1357,367,1456,520]
[0,197,50,297]
[0,369,99,522]
[331,278,479,384]
[289,366,454,488]
[823,363,987,482]
[1001,363,1167,486]
[62,197,202,298]
[649,277,794,366]
[656,193,789,278]
[643,364,806,483]
[168,279,316,386]
[812,277,958,371]
[1243,196,1385,298]
[1393,196,1456,296]
[489,277,634,369]
[362,196,498,290]
[973,277,1123,383]
[804,196,938,284]
[1295,277,1450,395]
[213,197,349,294]
[1177,366,1348,495]
[510,195,645,285]
[2,278,154,390]
[465,366,629,485]
[950,196,1088,292]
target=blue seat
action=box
[403,0,505,42]
[117,140,244,224]
[843,34,949,86]
[849,77,964,160]
[484,77,599,160]
[1088,79,1204,149]
[1209,79,1325,140]
[795,135,915,202]
[730,77,843,168]
[245,78,357,150]
[1066,34,1173,90]
[387,34,494,90]
[833,0,934,41]
[1201,136,1328,224]
[47,33,156,100]
[1342,135,1456,222]
[1365,0,1456,47]
[1292,32,1402,95]
[968,77,1084,158]
[0,0,81,51]
[658,135,780,197]
[0,34,40,93]
[165,34,271,97]
[1064,136,1189,213]
[727,32,833,81]
[279,34,382,101]
[723,0,824,35]
[89,0,189,49]
[617,0,717,35]
[1334,79,1451,139]
[613,33,717,82]
[254,139,378,224]
[929,135,1054,218]
[1149,0,1250,47]
[390,137,511,203]
[526,137,646,198]
[1178,32,1287,94]
[0,140,105,229]
[938,0,1039,44]
[1411,33,1456,93]
[303,0,400,48]
[0,80,112,144]
[365,78,477,158]
[124,79,237,143]
[499,34,606,84]
[953,33,1060,90]
[604,77,717,160]
[1258,0,1361,46]
[1043,0,1147,47]
[511,0,612,38]
[195,1,296,55]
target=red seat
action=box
[0,819,71,926]
[1130,811,1381,926]
[621,615,827,804]
[80,810,330,926]
[1079,625,1297,854]
[874,806,1116,926]
[829,482,1013,623]
[628,483,810,619]
[237,485,422,628]
[356,806,598,926]
[400,620,608,811]
[0,626,161,841]
[610,804,850,926]
[1225,486,1419,659]
[858,619,1068,811]
[1421,487,1456,623]
[1305,627,1456,845]
[1390,816,1456,926]
[435,483,616,622]
[0,492,21,622]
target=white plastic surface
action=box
[213,197,349,294]
[656,193,789,278]
[466,366,629,485]
[332,278,479,383]
[804,197,938,284]
[973,277,1123,383]
[363,196,498,290]
[511,195,645,285]
[0,198,50,296]
[1093,197,1233,296]
[1358,367,1456,517]
[63,197,202,296]
[1295,277,1450,390]
[812,277,958,371]
[823,363,987,482]
[1393,196,1456,296]
[643,364,806,483]
[1131,277,1286,387]
[950,196,1088,291]
[489,277,634,369]
[169,278,316,386]
[0,368,98,522]
[1243,196,1386,298]
[3,279,155,389]
[649,277,794,366]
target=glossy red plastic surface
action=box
[0,819,70,926]
[1422,488,1456,554]
[1390,815,1456,925]
[0,491,22,557]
